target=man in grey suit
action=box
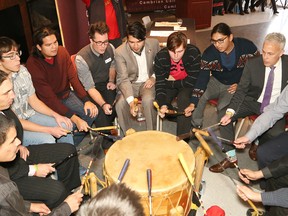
[115,21,160,133]
[210,32,288,173]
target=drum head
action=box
[104,131,195,194]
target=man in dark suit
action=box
[210,32,288,173]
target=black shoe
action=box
[240,11,245,15]
[246,208,266,216]
[244,9,249,14]
[274,10,279,14]
[250,7,256,12]
[228,10,234,14]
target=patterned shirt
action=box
[11,65,36,119]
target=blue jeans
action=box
[23,112,74,146]
[62,91,97,145]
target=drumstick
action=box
[201,122,221,131]
[153,101,160,112]
[78,159,93,193]
[192,128,210,137]
[176,130,194,141]
[88,126,117,131]
[176,127,210,142]
[133,98,139,114]
[117,159,130,183]
[68,125,117,134]
[52,141,94,168]
[194,132,214,156]
[147,169,153,216]
[178,153,207,215]
[166,110,185,116]
[89,130,122,142]
[153,101,184,116]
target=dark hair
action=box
[31,26,59,58]
[0,114,15,145]
[211,23,232,37]
[0,37,19,60]
[0,69,9,85]
[167,32,187,52]
[77,183,145,216]
[127,21,146,41]
[88,22,110,39]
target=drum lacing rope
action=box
[82,172,107,196]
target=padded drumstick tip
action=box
[117,159,130,183]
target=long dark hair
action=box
[31,26,59,58]
[211,23,232,37]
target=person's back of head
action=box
[126,21,146,41]
[77,183,145,216]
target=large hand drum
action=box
[104,131,195,216]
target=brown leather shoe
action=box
[209,158,237,173]
[249,142,258,161]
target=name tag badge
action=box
[105,57,112,64]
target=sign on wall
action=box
[125,0,176,13]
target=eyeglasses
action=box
[92,39,109,46]
[2,50,22,60]
[210,36,228,45]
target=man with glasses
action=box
[114,21,160,134]
[214,32,288,173]
[26,26,97,145]
[190,22,259,172]
[0,36,73,146]
[75,21,116,150]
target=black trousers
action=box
[257,132,288,169]
[165,87,193,136]
[93,82,117,148]
[221,99,285,152]
[14,143,81,209]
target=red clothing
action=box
[105,0,120,40]
[26,46,89,118]
[170,59,188,80]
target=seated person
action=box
[0,70,81,209]
[77,183,144,216]
[0,114,83,215]
[115,21,160,134]
[237,153,288,215]
[211,32,288,173]
[26,26,98,145]
[76,21,116,149]
[154,31,201,136]
[0,36,73,146]
[191,22,258,138]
